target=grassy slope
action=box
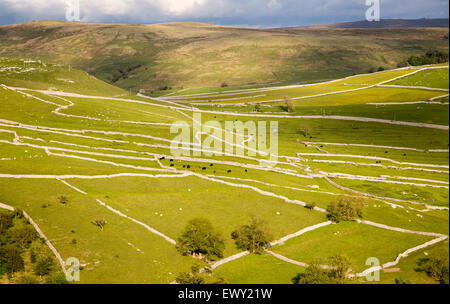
[0,58,448,284]
[0,21,448,92]
[272,222,434,272]
[389,68,449,89]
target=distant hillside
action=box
[313,18,449,29]
[0,21,448,92]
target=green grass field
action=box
[0,56,448,284]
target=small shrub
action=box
[176,264,226,284]
[284,96,295,113]
[11,273,40,284]
[34,256,54,276]
[92,218,107,230]
[45,273,70,284]
[30,249,37,263]
[292,254,353,284]
[298,124,312,137]
[58,195,68,205]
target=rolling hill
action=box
[0,21,448,93]
[0,57,448,284]
[311,18,449,29]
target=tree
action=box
[231,216,273,253]
[292,254,353,284]
[327,196,364,223]
[292,261,331,284]
[298,124,311,137]
[34,256,54,276]
[418,256,449,284]
[327,254,353,284]
[9,225,38,248]
[0,210,13,233]
[175,264,226,284]
[1,246,25,274]
[92,218,107,230]
[284,96,295,113]
[176,218,225,261]
[176,264,205,284]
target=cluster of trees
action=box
[0,210,38,276]
[158,85,173,91]
[175,216,273,284]
[0,210,62,284]
[418,255,449,284]
[368,67,386,73]
[407,50,449,66]
[327,196,364,223]
[176,216,273,262]
[292,255,353,284]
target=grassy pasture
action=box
[0,178,198,284]
[388,68,449,89]
[272,222,435,272]
[0,57,448,284]
[69,176,328,257]
[212,252,304,284]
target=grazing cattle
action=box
[245,169,248,173]
[202,167,206,170]
[170,164,174,167]
[170,159,174,162]
[187,165,191,169]
[210,164,214,167]
[227,170,232,173]
[183,165,186,168]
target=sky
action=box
[0,0,448,27]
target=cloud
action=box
[267,0,281,9]
[0,0,448,26]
